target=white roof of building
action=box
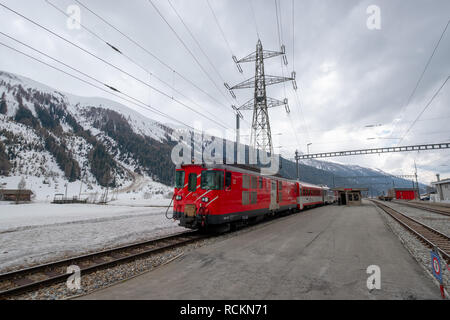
[431,178,450,185]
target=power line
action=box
[292,0,295,71]
[166,0,244,111]
[206,0,246,79]
[273,0,306,152]
[45,0,230,130]
[73,0,236,118]
[397,75,450,144]
[293,88,311,144]
[0,2,230,130]
[205,0,233,59]
[390,19,450,138]
[147,0,235,109]
[288,1,312,148]
[0,40,196,130]
[274,0,283,47]
[248,0,260,39]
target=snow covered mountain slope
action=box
[0,71,173,201]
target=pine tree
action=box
[0,92,7,115]
[0,141,11,175]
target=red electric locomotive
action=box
[173,163,327,230]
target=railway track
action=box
[0,231,207,299]
[371,200,450,264]
[392,200,450,217]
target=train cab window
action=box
[251,176,257,189]
[225,172,232,189]
[188,173,197,192]
[201,170,224,190]
[175,171,185,189]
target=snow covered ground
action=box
[0,201,186,272]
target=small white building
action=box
[431,176,450,203]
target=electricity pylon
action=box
[225,39,295,155]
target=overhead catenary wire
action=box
[45,0,230,130]
[0,40,196,130]
[73,0,237,119]
[0,2,231,130]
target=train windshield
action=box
[201,171,224,190]
[175,171,185,189]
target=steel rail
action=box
[371,200,450,263]
[392,200,450,217]
[0,231,206,299]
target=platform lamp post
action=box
[414,161,420,200]
[295,150,299,181]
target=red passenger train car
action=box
[173,164,330,230]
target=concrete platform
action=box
[80,201,440,300]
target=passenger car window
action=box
[251,192,257,204]
[251,176,257,189]
[242,175,250,189]
[242,191,249,205]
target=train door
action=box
[269,180,279,211]
[298,184,303,210]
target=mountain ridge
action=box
[0,71,425,200]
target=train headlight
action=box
[176,195,182,201]
[202,197,209,203]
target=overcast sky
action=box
[0,0,449,184]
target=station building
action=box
[431,176,450,202]
[388,188,418,200]
[333,188,368,206]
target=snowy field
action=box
[0,201,186,272]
